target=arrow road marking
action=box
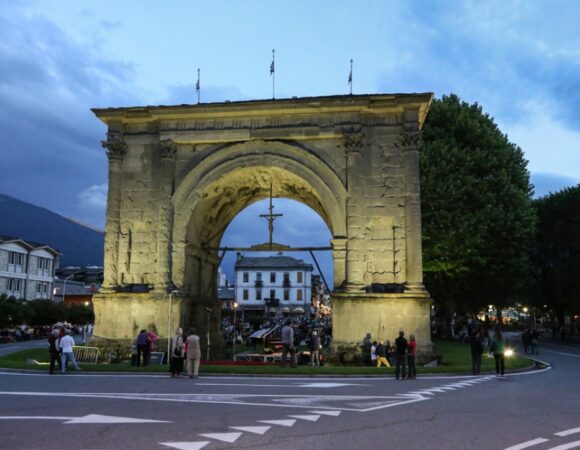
[0,414,168,424]
[230,426,271,435]
[288,414,320,421]
[199,432,242,443]
[160,442,210,450]
[258,419,296,427]
[309,410,341,416]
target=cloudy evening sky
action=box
[1,0,579,282]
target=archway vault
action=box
[171,139,347,289]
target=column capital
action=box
[160,139,177,159]
[342,129,364,154]
[101,139,127,161]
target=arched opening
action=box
[170,140,347,356]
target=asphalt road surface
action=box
[1,337,579,450]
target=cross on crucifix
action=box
[259,184,283,247]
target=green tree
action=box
[64,304,95,325]
[0,295,33,327]
[533,184,580,319]
[420,94,536,334]
[27,300,65,326]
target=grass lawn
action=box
[0,338,533,376]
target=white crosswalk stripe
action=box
[288,414,320,422]
[258,419,296,427]
[198,432,242,443]
[160,441,210,450]
[230,426,271,435]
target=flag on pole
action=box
[195,68,200,104]
[270,49,275,75]
[348,59,353,95]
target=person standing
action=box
[135,330,150,367]
[376,340,390,367]
[185,328,201,379]
[394,330,408,380]
[491,327,506,377]
[280,320,297,368]
[59,330,80,373]
[408,334,417,379]
[530,329,539,355]
[361,333,372,366]
[522,329,531,355]
[309,330,321,367]
[470,329,484,375]
[170,327,184,378]
[48,329,61,374]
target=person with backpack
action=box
[170,327,184,378]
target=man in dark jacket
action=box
[470,329,484,375]
[394,331,408,380]
[280,320,297,368]
[48,329,61,374]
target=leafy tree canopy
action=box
[420,94,535,321]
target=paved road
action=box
[0,338,579,450]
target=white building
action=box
[234,253,313,316]
[0,235,60,300]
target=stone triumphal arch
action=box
[92,93,433,355]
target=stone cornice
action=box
[92,93,433,128]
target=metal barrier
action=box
[73,346,100,364]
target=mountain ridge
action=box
[0,193,104,267]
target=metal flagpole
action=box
[348,59,353,95]
[270,49,275,99]
[196,68,200,104]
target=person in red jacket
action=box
[408,334,417,379]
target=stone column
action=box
[402,112,425,292]
[331,237,347,289]
[100,136,126,292]
[154,139,177,293]
[343,131,366,291]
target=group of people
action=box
[169,327,201,379]
[522,329,540,355]
[131,329,158,366]
[47,327,81,374]
[361,330,417,379]
[470,327,508,377]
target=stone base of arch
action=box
[91,292,224,360]
[330,292,434,363]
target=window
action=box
[9,252,24,266]
[256,289,262,300]
[256,272,262,281]
[8,252,25,273]
[7,278,23,295]
[269,289,276,300]
[283,272,290,282]
[243,272,249,283]
[284,289,290,301]
[297,271,303,283]
[297,289,303,301]
[37,257,51,275]
[270,272,276,283]
[243,289,249,300]
[36,281,50,298]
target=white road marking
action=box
[199,432,242,443]
[230,425,271,435]
[196,382,363,388]
[545,440,580,450]
[288,414,320,421]
[309,410,341,416]
[0,414,168,424]
[258,419,296,427]
[555,427,580,437]
[504,438,549,450]
[160,441,209,450]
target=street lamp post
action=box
[232,302,238,361]
[167,289,180,364]
[62,272,80,304]
[205,307,212,361]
